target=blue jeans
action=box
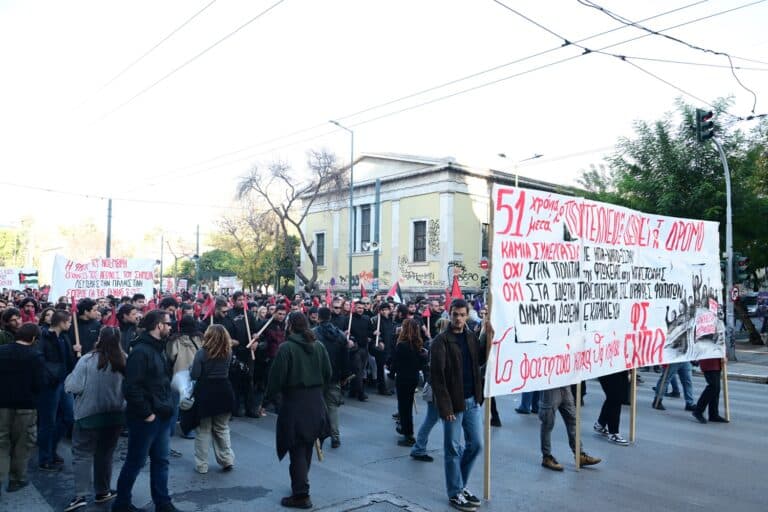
[37,383,74,465]
[442,397,483,498]
[114,417,172,509]
[411,400,439,456]
[517,391,540,413]
[656,362,694,406]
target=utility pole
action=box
[714,137,736,361]
[106,198,112,257]
[373,179,381,285]
[329,120,354,297]
[195,224,200,291]
[159,235,164,294]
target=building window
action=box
[481,223,490,259]
[413,220,427,262]
[360,205,371,251]
[315,233,325,267]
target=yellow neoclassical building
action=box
[299,153,569,297]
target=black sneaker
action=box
[95,490,117,503]
[449,493,478,511]
[410,453,434,462]
[64,496,87,512]
[692,410,707,424]
[490,417,502,427]
[462,489,481,506]
[684,404,696,411]
[397,437,416,447]
[331,438,341,448]
[652,400,665,411]
[358,393,369,402]
[38,462,62,472]
[280,495,313,509]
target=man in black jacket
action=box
[113,310,180,512]
[314,307,352,448]
[0,323,45,491]
[37,310,75,471]
[70,298,102,355]
[370,302,395,395]
[227,293,258,417]
[348,301,373,401]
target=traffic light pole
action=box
[713,137,736,361]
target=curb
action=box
[692,368,768,385]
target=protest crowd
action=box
[0,281,726,512]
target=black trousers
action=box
[597,370,627,434]
[288,441,313,497]
[230,362,256,416]
[372,349,389,391]
[696,370,721,419]
[350,348,369,397]
[395,378,418,436]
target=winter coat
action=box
[123,331,174,421]
[430,327,485,419]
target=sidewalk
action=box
[691,339,768,384]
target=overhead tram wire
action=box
[575,0,764,112]
[130,0,763,189]
[99,0,289,120]
[490,0,763,120]
[82,0,220,104]
[130,0,715,188]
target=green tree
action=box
[579,99,768,344]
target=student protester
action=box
[430,299,484,512]
[190,325,236,474]
[117,305,139,353]
[392,319,428,447]
[692,358,729,424]
[370,302,395,396]
[38,310,76,471]
[112,310,180,512]
[348,301,373,401]
[0,323,45,494]
[39,307,56,330]
[0,308,21,345]
[19,297,38,323]
[594,371,629,445]
[266,313,331,510]
[539,386,601,471]
[409,317,448,463]
[313,307,352,448]
[167,316,203,439]
[64,327,126,511]
[71,299,103,355]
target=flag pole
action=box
[575,381,582,470]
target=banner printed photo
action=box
[485,185,725,397]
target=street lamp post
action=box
[497,153,544,187]
[330,120,354,297]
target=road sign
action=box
[479,258,489,270]
[730,286,739,302]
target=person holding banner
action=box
[539,386,602,471]
[430,299,484,512]
[594,371,630,446]
[692,358,728,424]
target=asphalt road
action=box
[3,375,766,512]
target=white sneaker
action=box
[593,422,608,436]
[608,433,629,446]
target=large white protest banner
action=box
[49,255,155,300]
[485,185,726,397]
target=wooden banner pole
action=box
[482,188,496,502]
[242,307,253,360]
[629,369,638,443]
[722,357,730,422]
[72,309,82,358]
[315,439,324,462]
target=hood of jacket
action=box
[287,332,315,354]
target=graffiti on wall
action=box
[448,260,481,284]
[398,255,441,286]
[428,219,440,258]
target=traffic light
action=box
[695,109,714,142]
[733,253,749,283]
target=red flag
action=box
[146,299,157,312]
[201,295,216,320]
[421,307,431,318]
[284,297,291,310]
[446,275,462,310]
[325,288,332,306]
[360,283,367,298]
[386,282,402,304]
[312,296,320,307]
[193,302,202,317]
